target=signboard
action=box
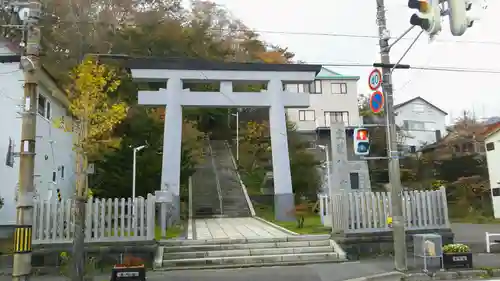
[369,91,385,114]
[111,267,146,281]
[368,69,382,90]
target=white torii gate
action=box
[127,58,321,222]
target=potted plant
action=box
[442,243,472,269]
[111,255,146,281]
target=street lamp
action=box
[231,110,240,162]
[132,145,147,200]
[317,145,331,194]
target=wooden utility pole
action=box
[12,1,42,281]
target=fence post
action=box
[439,186,450,228]
[146,194,155,240]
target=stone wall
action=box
[1,241,157,276]
[333,228,454,259]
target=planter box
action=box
[443,252,473,269]
[111,266,146,281]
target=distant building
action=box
[484,128,500,218]
[285,67,370,192]
[286,67,362,132]
[394,96,447,152]
[0,39,76,227]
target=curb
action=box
[343,271,404,281]
[344,269,495,281]
[253,216,299,235]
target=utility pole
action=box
[12,1,42,280]
[375,0,407,271]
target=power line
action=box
[318,63,500,74]
[27,19,500,46]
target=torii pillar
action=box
[127,58,321,222]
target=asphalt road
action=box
[0,261,395,281]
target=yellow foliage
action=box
[65,57,128,157]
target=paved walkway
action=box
[192,217,291,240]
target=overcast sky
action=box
[207,0,498,124]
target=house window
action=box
[286,84,310,93]
[486,142,495,151]
[493,188,500,197]
[37,93,51,119]
[38,94,46,116]
[330,83,347,94]
[425,122,436,131]
[325,111,349,126]
[311,80,322,94]
[299,110,315,121]
[413,104,425,112]
[350,173,360,190]
[403,120,425,131]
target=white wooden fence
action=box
[318,187,450,233]
[32,194,156,244]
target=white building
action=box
[394,96,447,152]
[286,67,362,131]
[0,40,76,227]
[285,67,370,191]
[485,129,500,218]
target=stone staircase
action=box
[191,143,222,218]
[209,140,252,217]
[157,234,346,270]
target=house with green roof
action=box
[285,67,370,191]
[286,67,361,132]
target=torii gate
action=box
[126,58,321,221]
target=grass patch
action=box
[254,203,330,235]
[104,223,185,240]
[0,237,13,255]
[156,224,183,239]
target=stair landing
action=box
[191,217,291,240]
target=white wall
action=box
[287,79,362,131]
[0,62,23,225]
[395,100,447,148]
[485,133,500,218]
[0,58,75,226]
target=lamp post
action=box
[132,145,146,229]
[132,145,147,200]
[231,110,240,162]
[317,145,331,194]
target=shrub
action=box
[443,243,470,253]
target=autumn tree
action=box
[63,57,128,280]
[238,120,320,197]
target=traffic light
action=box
[447,0,474,36]
[353,128,370,156]
[57,188,62,202]
[408,0,442,35]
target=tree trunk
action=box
[72,195,86,281]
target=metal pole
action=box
[325,145,331,193]
[376,0,407,271]
[12,2,41,280]
[236,111,239,162]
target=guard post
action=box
[13,225,33,254]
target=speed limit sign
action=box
[368,69,382,90]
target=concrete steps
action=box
[157,235,346,270]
